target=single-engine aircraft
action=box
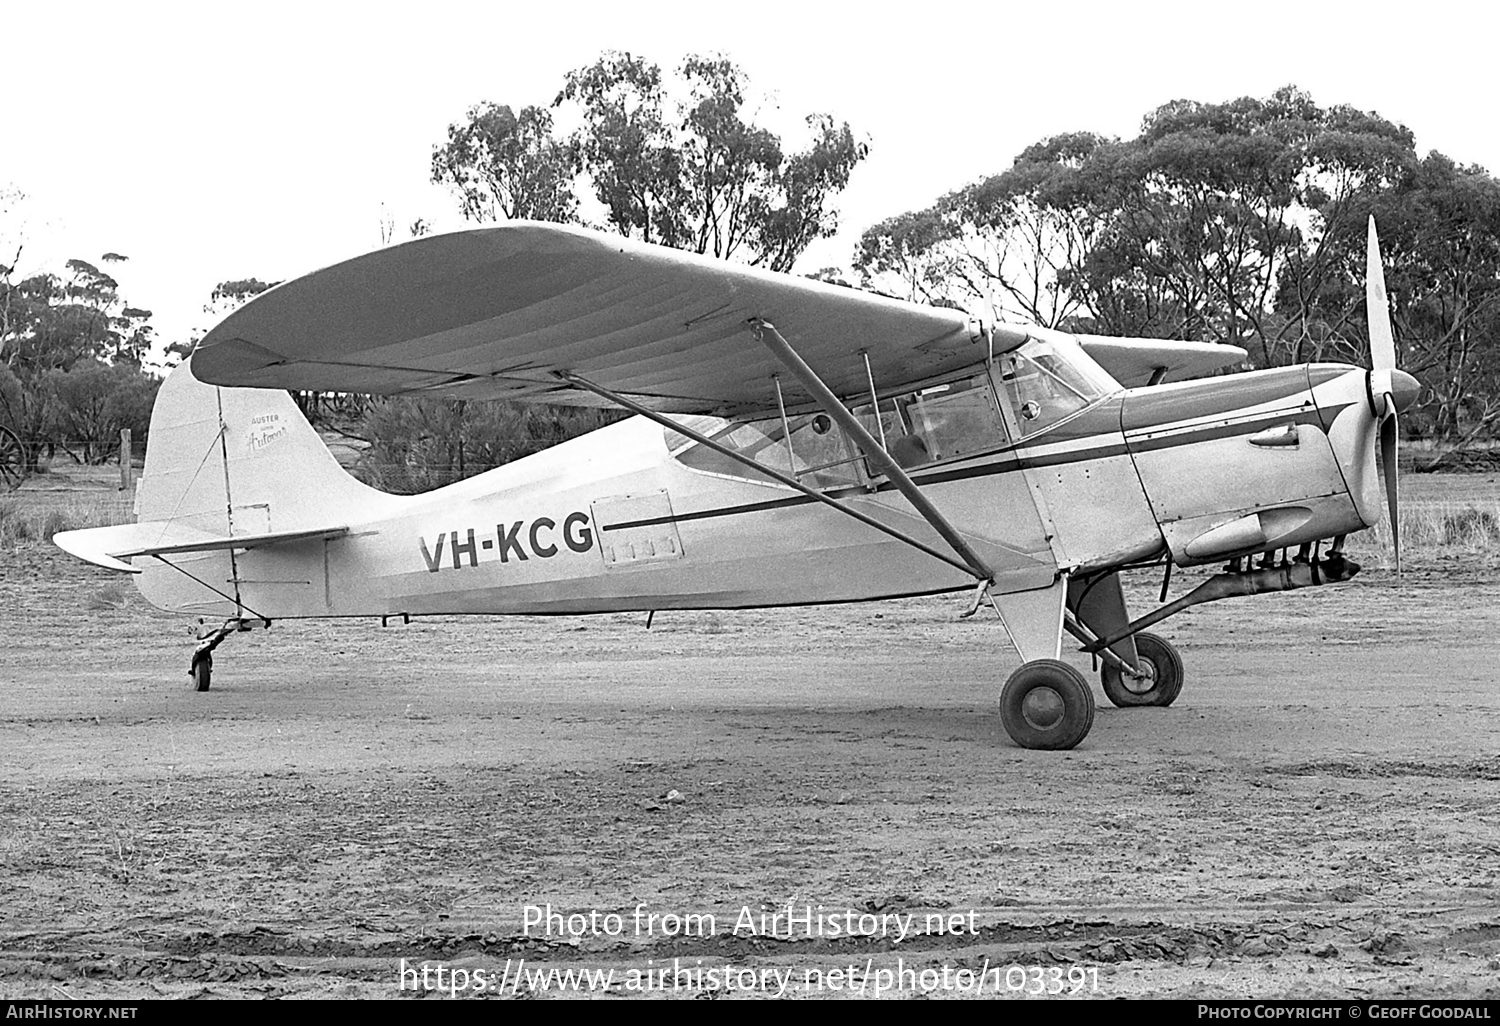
[55,217,1418,750]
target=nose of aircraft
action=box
[1390,368,1420,413]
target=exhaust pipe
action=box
[1084,554,1361,654]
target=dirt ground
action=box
[2,472,1500,1000]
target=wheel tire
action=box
[191,654,212,692]
[1000,659,1095,750]
[1100,631,1182,708]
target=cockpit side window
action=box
[664,334,1121,482]
[903,375,1008,461]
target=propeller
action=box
[1364,216,1419,575]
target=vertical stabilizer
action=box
[136,361,386,532]
[127,362,395,616]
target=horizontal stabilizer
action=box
[53,521,349,574]
[1076,335,1246,387]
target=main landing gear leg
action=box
[991,580,1095,751]
[1066,573,1187,709]
[189,617,266,692]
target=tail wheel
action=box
[1100,631,1182,708]
[191,654,212,692]
[1000,659,1095,750]
[0,426,25,492]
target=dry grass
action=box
[85,582,130,611]
[1351,501,1500,563]
[0,494,132,548]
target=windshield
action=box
[996,332,1117,436]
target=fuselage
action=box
[135,349,1383,622]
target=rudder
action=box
[137,362,385,534]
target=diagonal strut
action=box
[557,371,980,578]
[750,319,996,583]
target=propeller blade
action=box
[1380,406,1401,577]
[1367,216,1396,373]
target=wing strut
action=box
[750,319,997,583]
[556,371,980,578]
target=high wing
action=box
[1074,334,1246,387]
[192,222,997,415]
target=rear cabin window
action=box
[664,413,865,488]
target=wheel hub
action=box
[1021,686,1065,730]
[1123,658,1157,695]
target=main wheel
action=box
[1100,631,1182,708]
[191,653,212,692]
[1000,659,1095,750]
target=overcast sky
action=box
[4,0,1493,355]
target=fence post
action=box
[119,428,133,493]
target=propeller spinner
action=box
[1365,216,1421,574]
